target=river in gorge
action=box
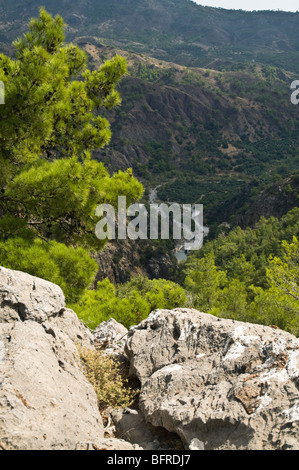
[149,186,209,262]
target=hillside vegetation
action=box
[0,7,298,335]
[71,207,299,335]
[1,2,299,229]
[2,0,299,72]
[84,44,299,229]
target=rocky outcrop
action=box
[0,267,139,450]
[125,308,299,450]
[94,239,177,286]
[1,266,299,451]
[109,407,184,451]
[75,438,142,451]
[0,267,103,450]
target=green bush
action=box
[180,209,299,335]
[72,276,188,329]
[0,237,98,303]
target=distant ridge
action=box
[1,0,299,71]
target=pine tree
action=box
[0,9,143,301]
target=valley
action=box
[0,6,299,450]
[1,1,298,240]
[0,1,298,305]
[81,43,299,235]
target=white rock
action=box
[126,308,299,450]
[0,267,102,450]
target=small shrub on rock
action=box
[77,346,136,411]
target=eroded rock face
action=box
[0,267,104,450]
[110,407,185,450]
[2,266,298,451]
[125,308,299,450]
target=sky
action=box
[192,0,298,12]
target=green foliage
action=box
[72,276,187,329]
[70,278,143,329]
[184,253,227,312]
[130,62,175,84]
[2,153,143,249]
[0,9,143,246]
[0,9,143,298]
[0,237,98,303]
[180,209,299,335]
[212,279,249,321]
[118,276,188,312]
[267,236,299,302]
[190,208,299,288]
[248,286,298,335]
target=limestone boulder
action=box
[125,308,299,450]
[0,267,103,450]
[0,266,65,323]
[75,438,143,450]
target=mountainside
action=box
[0,1,298,274]
[1,0,299,72]
[0,10,298,433]
[83,44,299,230]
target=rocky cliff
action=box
[0,267,298,450]
[94,238,177,285]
